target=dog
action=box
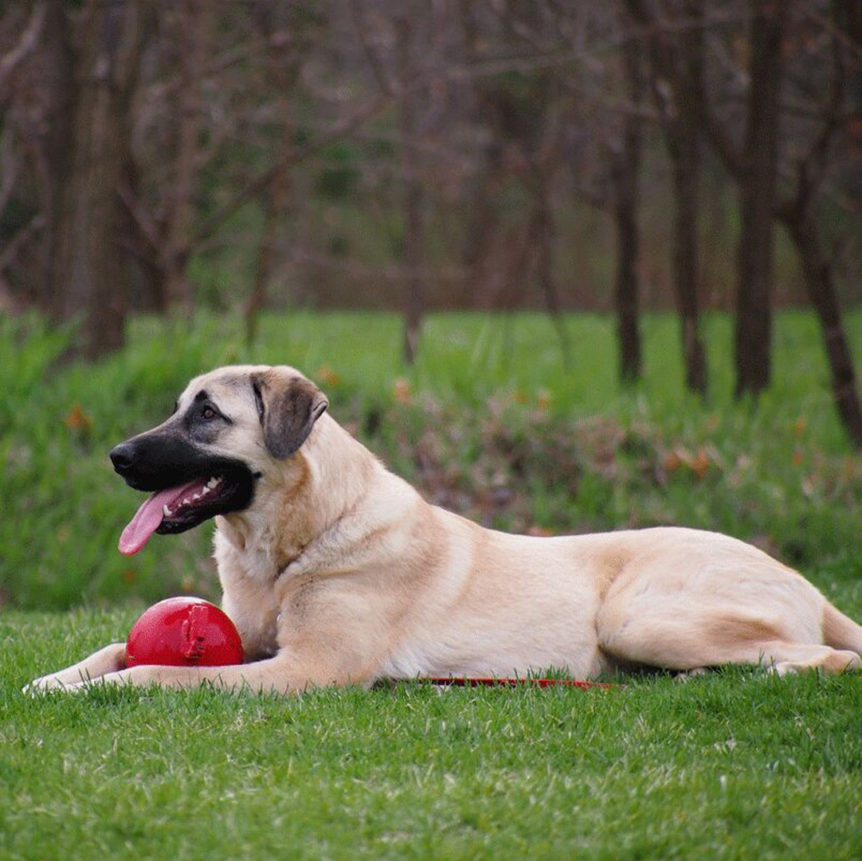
[28,364,862,693]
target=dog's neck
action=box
[216,414,382,577]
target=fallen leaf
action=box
[663,447,687,472]
[393,378,411,404]
[527,525,554,537]
[64,404,92,435]
[315,364,341,388]
[690,447,710,480]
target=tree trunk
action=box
[245,108,292,346]
[533,175,571,370]
[86,1,143,358]
[40,0,76,317]
[402,165,425,365]
[49,0,144,358]
[675,0,707,394]
[668,122,707,395]
[244,9,300,347]
[734,0,784,397]
[612,18,644,384]
[162,0,207,315]
[640,0,708,394]
[395,14,426,365]
[782,212,862,448]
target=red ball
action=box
[125,597,244,668]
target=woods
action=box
[1,0,860,443]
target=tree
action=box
[611,10,645,384]
[774,4,862,447]
[733,0,784,397]
[689,0,861,445]
[244,6,322,345]
[393,8,428,365]
[625,0,708,394]
[0,0,858,421]
[161,0,208,314]
[48,0,146,358]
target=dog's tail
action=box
[823,602,862,656]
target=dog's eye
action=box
[202,406,217,421]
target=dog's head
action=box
[110,365,328,555]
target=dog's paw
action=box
[23,674,75,695]
[673,667,710,683]
[24,670,109,695]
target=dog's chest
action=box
[215,532,281,660]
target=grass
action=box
[2,611,861,860]
[1,309,860,611]
[1,309,861,858]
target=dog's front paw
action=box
[65,668,137,690]
[24,667,114,695]
[23,674,76,695]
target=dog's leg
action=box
[597,606,860,675]
[58,652,363,694]
[769,644,860,675]
[25,643,127,693]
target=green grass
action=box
[2,309,860,610]
[1,310,860,858]
[1,610,860,860]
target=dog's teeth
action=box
[192,493,201,501]
[182,498,190,506]
[207,477,221,489]
[163,505,172,517]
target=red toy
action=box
[125,597,244,668]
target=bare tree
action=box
[244,7,321,345]
[733,0,784,397]
[1,0,858,406]
[161,0,208,314]
[685,1,860,444]
[393,9,428,365]
[626,0,708,394]
[36,0,75,316]
[49,0,146,357]
[0,1,45,93]
[774,6,862,447]
[611,8,645,384]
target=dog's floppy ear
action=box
[251,370,328,459]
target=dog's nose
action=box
[109,442,136,474]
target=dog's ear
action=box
[252,370,328,459]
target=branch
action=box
[192,91,394,245]
[0,1,46,94]
[624,0,745,177]
[117,179,161,253]
[801,30,847,181]
[0,214,43,272]
[777,27,849,222]
[350,0,396,95]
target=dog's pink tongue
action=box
[118,481,199,556]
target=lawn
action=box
[1,309,860,858]
[1,610,860,860]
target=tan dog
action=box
[28,365,862,693]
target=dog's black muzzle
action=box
[109,430,257,527]
[109,432,239,492]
